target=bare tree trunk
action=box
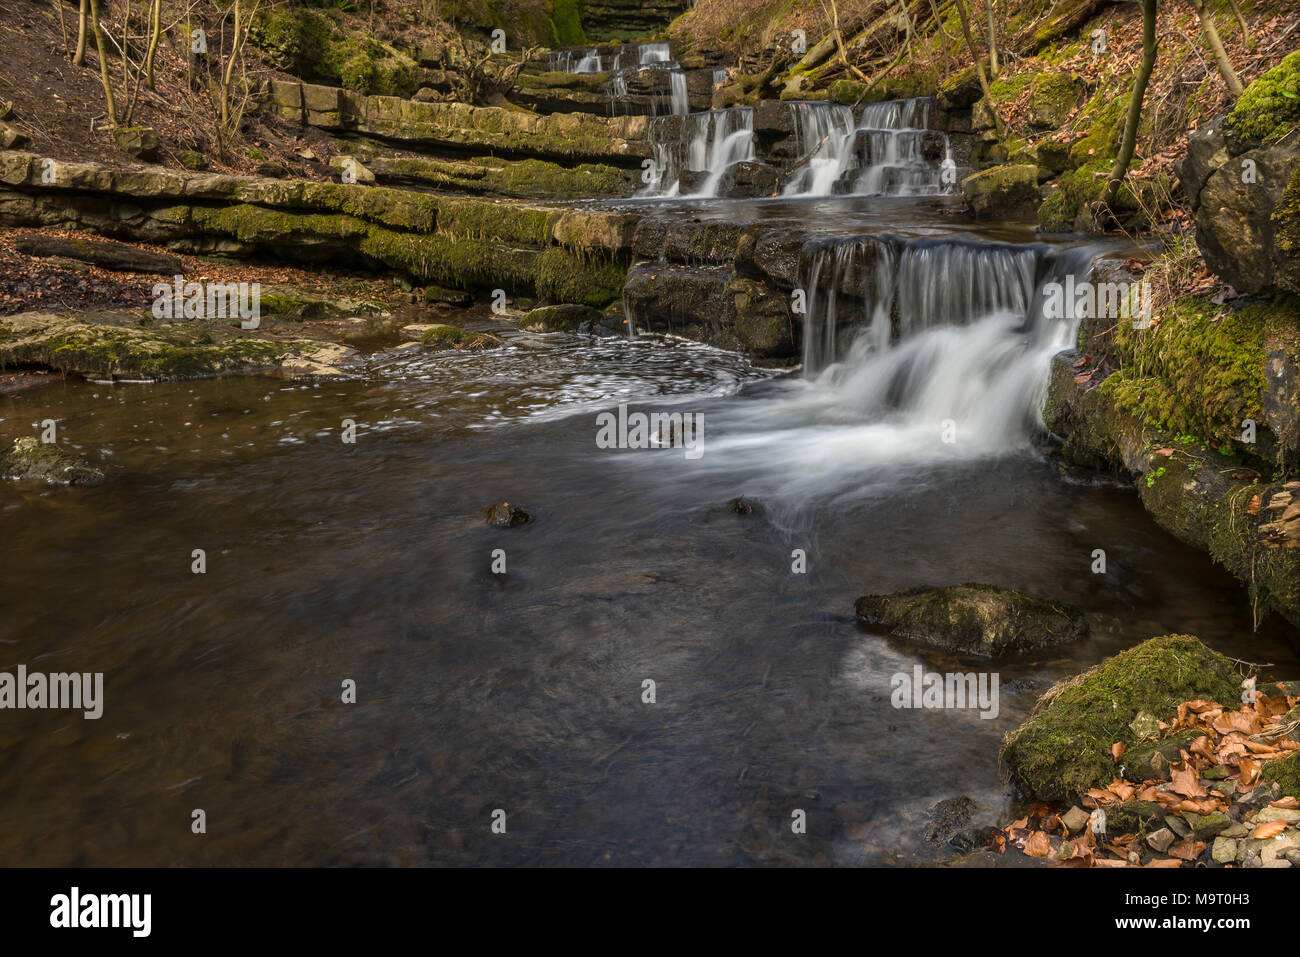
[144,0,162,90]
[1100,0,1157,209]
[1225,0,1251,47]
[88,0,117,124]
[55,0,69,58]
[1189,0,1244,97]
[73,0,88,66]
[984,0,999,76]
[952,0,1005,140]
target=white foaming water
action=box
[783,97,953,198]
[617,239,1101,519]
[670,71,690,116]
[641,107,755,197]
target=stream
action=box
[2,89,1297,867]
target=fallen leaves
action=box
[1251,820,1288,840]
[997,687,1300,868]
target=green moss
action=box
[1000,635,1241,801]
[1225,50,1300,147]
[1262,751,1300,798]
[535,247,629,307]
[1274,165,1300,262]
[1068,91,1125,168]
[829,79,866,105]
[247,6,419,96]
[421,325,502,350]
[548,0,587,46]
[1103,296,1291,444]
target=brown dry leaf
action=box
[1112,741,1126,762]
[1186,699,1220,713]
[1108,779,1137,801]
[1213,710,1260,736]
[990,830,1007,854]
[1136,785,1161,802]
[1093,858,1130,868]
[1144,858,1183,868]
[1247,494,1261,515]
[1083,789,1117,807]
[1190,735,1215,760]
[1167,840,1206,861]
[1170,764,1207,798]
[1270,796,1300,810]
[1024,831,1052,858]
[1240,756,1261,787]
[1243,740,1281,756]
[1173,798,1225,814]
[1251,820,1288,840]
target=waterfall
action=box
[781,102,857,197]
[789,234,1102,450]
[782,97,954,198]
[641,108,754,197]
[798,235,1059,373]
[670,71,690,116]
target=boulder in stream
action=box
[999,635,1241,801]
[1,437,104,487]
[518,303,605,332]
[854,583,1087,657]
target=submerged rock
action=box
[482,502,531,527]
[999,635,1240,801]
[854,583,1087,657]
[1,437,103,487]
[421,324,502,350]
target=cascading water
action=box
[641,107,754,197]
[782,97,954,198]
[670,71,690,116]
[782,102,857,197]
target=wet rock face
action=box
[1,437,104,487]
[854,583,1088,658]
[1176,54,1300,296]
[960,164,1041,220]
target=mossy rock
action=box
[1224,50,1300,152]
[1262,750,1300,798]
[1,436,104,487]
[828,79,865,106]
[728,277,794,358]
[1000,635,1241,801]
[518,303,603,331]
[1104,295,1292,445]
[854,583,1088,657]
[961,164,1041,220]
[1028,73,1082,129]
[421,324,502,350]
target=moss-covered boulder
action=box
[1223,50,1300,153]
[112,126,158,162]
[854,583,1088,657]
[1178,54,1300,295]
[421,324,502,350]
[1,436,104,487]
[518,303,604,331]
[1027,73,1082,129]
[727,276,794,358]
[1000,635,1241,801]
[961,164,1041,220]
